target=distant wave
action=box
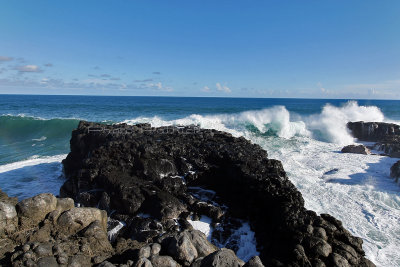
[122,101,389,145]
[0,101,393,146]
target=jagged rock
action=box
[347,121,400,142]
[243,256,265,267]
[57,207,107,235]
[58,122,374,266]
[347,121,400,157]
[390,160,400,182]
[200,248,242,267]
[16,193,57,226]
[341,145,370,155]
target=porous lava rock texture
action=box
[60,121,375,266]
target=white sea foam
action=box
[108,220,126,242]
[32,136,47,142]
[257,136,400,267]
[123,101,388,145]
[0,154,67,174]
[306,101,385,144]
[187,215,213,241]
[223,222,259,262]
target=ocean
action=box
[1,94,399,266]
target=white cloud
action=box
[15,65,42,73]
[201,86,211,92]
[147,82,173,92]
[216,82,231,93]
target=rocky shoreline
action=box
[0,121,375,266]
[345,121,400,180]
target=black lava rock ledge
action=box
[56,121,374,267]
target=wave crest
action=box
[123,101,388,144]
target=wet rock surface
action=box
[52,121,373,266]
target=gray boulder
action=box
[341,145,370,155]
[57,207,107,235]
[167,231,198,265]
[150,255,179,267]
[200,248,242,267]
[188,230,217,257]
[16,193,57,225]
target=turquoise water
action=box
[1,95,400,165]
[0,94,400,266]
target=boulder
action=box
[166,231,198,265]
[16,193,57,225]
[150,255,179,267]
[341,145,370,155]
[188,230,216,257]
[200,248,242,267]
[57,207,107,235]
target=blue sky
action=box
[0,1,399,99]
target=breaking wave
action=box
[123,101,387,145]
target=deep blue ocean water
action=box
[0,94,400,266]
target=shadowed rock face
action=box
[347,121,400,157]
[347,121,400,142]
[390,161,400,182]
[61,121,375,266]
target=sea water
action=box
[1,95,400,266]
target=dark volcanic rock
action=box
[59,121,374,266]
[341,145,370,155]
[347,121,400,157]
[347,121,400,142]
[390,160,400,182]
